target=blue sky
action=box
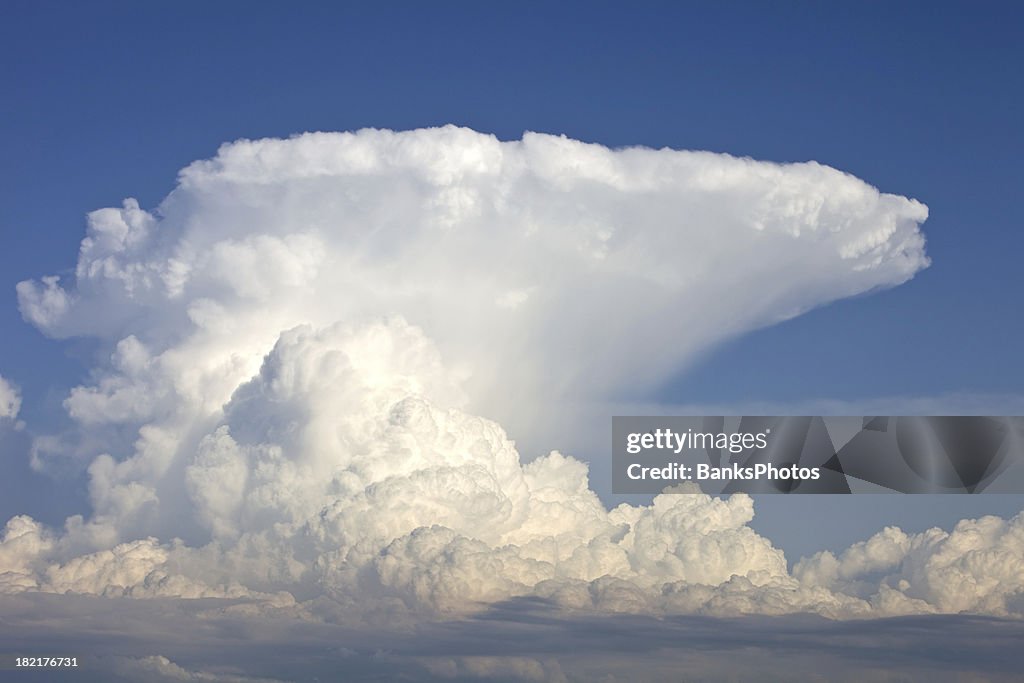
[2,1,1024,559]
[4,1,1022,404]
[5,5,1024,681]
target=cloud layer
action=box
[5,127,1010,627]
[4,593,1024,683]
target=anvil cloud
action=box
[6,127,1015,625]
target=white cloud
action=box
[3,318,1018,620]
[796,513,1024,616]
[106,655,288,682]
[0,515,53,592]
[0,374,20,420]
[6,127,1006,624]
[15,126,929,450]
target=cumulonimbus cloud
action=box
[6,127,1014,623]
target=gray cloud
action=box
[2,594,1023,682]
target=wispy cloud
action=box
[0,375,20,421]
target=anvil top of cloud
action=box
[17,126,929,413]
[4,127,1020,628]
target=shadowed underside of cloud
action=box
[4,127,1016,629]
[2,593,1024,682]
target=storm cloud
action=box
[4,128,1015,656]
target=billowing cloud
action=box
[5,127,1010,629]
[0,317,859,618]
[796,513,1024,616]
